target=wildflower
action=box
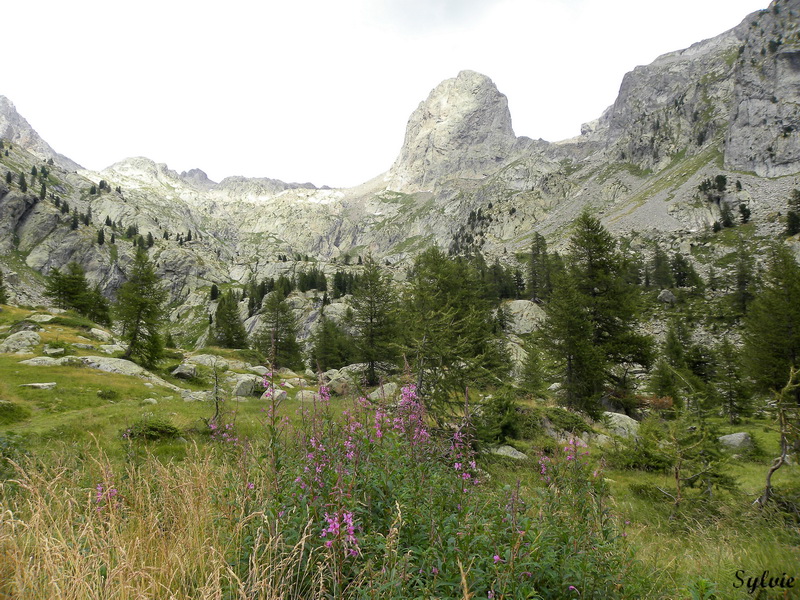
[247,482,255,490]
[493,554,503,563]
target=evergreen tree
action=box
[251,292,302,369]
[743,244,800,402]
[39,183,46,200]
[0,270,7,304]
[117,250,168,368]
[85,284,112,327]
[670,252,703,289]
[19,174,27,193]
[520,336,546,396]
[70,214,79,230]
[731,238,756,316]
[213,290,248,348]
[350,255,399,385]
[5,171,11,184]
[651,246,674,288]
[401,247,509,421]
[526,232,551,302]
[97,228,105,245]
[541,271,605,413]
[542,213,651,415]
[714,338,751,424]
[210,283,219,301]
[309,313,356,371]
[720,202,735,228]
[146,232,154,248]
[44,263,90,314]
[785,189,800,236]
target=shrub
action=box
[122,416,181,441]
[0,401,31,425]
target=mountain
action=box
[0,0,798,343]
[0,96,82,172]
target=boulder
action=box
[328,375,352,396]
[141,398,158,405]
[43,345,65,356]
[603,411,640,438]
[230,374,262,397]
[368,382,399,401]
[261,387,288,403]
[186,354,229,369]
[90,328,114,342]
[27,314,55,323]
[249,365,269,376]
[19,382,57,390]
[718,432,753,450]
[0,331,41,354]
[19,356,60,367]
[487,445,528,460]
[504,300,546,335]
[100,344,126,355]
[296,390,317,402]
[657,289,677,304]
[277,367,298,378]
[172,363,198,379]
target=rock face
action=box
[388,70,517,191]
[0,96,81,170]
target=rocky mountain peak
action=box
[180,168,217,190]
[0,96,81,171]
[388,70,517,191]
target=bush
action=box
[122,416,181,441]
[0,401,31,425]
[97,389,119,400]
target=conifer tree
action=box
[210,283,219,301]
[19,173,27,193]
[97,229,105,245]
[213,290,248,348]
[743,244,800,401]
[402,247,509,420]
[85,284,112,327]
[651,246,674,288]
[350,255,399,385]
[251,292,302,369]
[542,213,651,415]
[714,338,751,424]
[0,270,8,304]
[309,313,355,371]
[526,232,551,302]
[117,250,167,368]
[44,262,90,314]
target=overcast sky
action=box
[3,0,767,188]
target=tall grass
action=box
[0,385,650,599]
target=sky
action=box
[2,0,768,188]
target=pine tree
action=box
[210,283,219,301]
[97,229,105,245]
[731,238,756,316]
[542,213,651,415]
[743,244,800,402]
[44,263,90,314]
[651,246,674,288]
[350,255,399,385]
[117,250,167,368]
[309,313,356,371]
[785,189,800,236]
[0,270,8,304]
[19,174,27,193]
[213,290,248,348]
[526,232,551,302]
[251,292,302,369]
[520,335,546,396]
[85,284,112,327]
[146,232,154,248]
[401,248,509,421]
[5,171,11,184]
[714,338,751,424]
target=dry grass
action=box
[0,447,329,599]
